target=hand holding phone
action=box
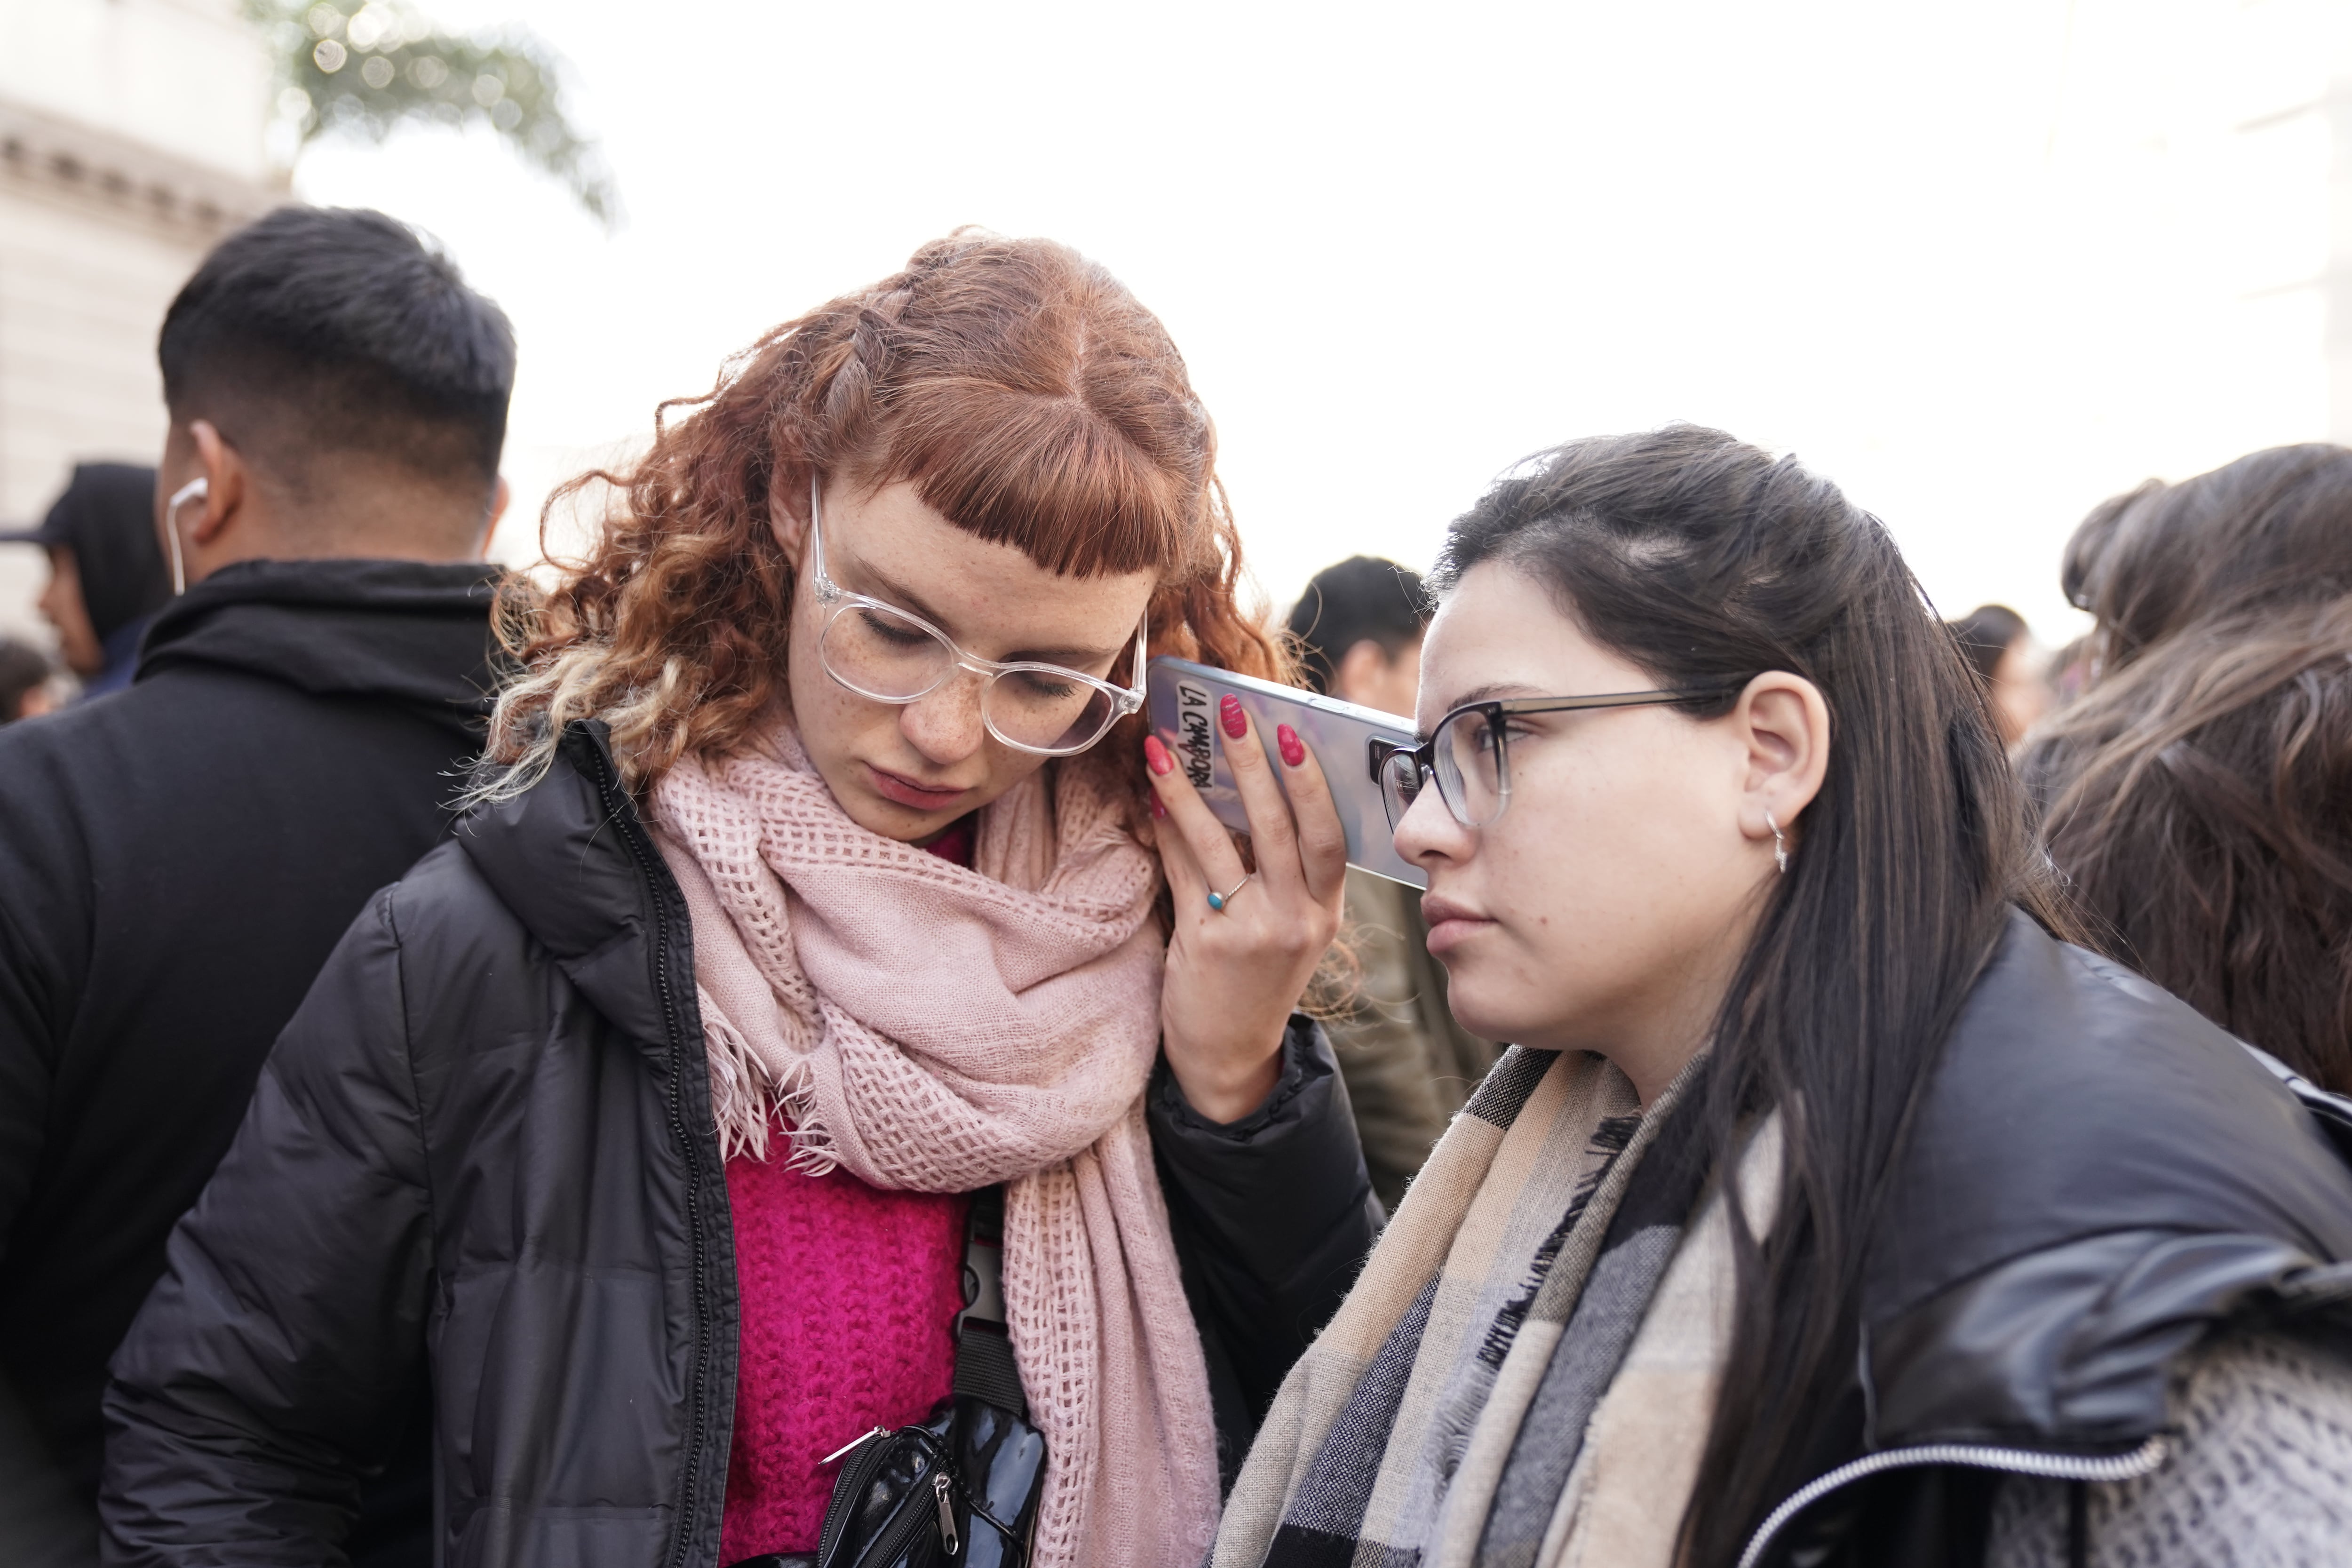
[1141,666,1353,1123]
[1145,656,1424,890]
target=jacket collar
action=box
[136,558,502,741]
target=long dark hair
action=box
[2019,444,2352,1092]
[1431,425,2071,1567]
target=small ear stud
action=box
[1766,810,1789,876]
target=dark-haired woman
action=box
[1215,427,2352,1568]
[2020,444,2352,1096]
[101,233,1379,1568]
[1947,602,2050,747]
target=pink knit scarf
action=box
[652,723,1220,1568]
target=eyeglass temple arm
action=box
[807,472,826,569]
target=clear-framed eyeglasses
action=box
[1368,688,1736,829]
[803,474,1149,756]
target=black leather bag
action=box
[729,1187,1048,1568]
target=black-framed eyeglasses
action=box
[1368,689,1737,829]
[804,474,1149,756]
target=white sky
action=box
[288,0,2352,646]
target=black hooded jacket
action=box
[0,559,498,1555]
[16,463,170,650]
[0,463,172,700]
[97,722,1381,1568]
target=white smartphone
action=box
[1146,655,1426,889]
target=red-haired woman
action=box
[99,233,1379,1568]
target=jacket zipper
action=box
[588,743,718,1568]
[1734,1434,2171,1568]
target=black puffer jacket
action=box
[0,558,498,1566]
[1750,912,2352,1568]
[99,724,1379,1568]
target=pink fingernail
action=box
[1220,694,1247,740]
[1144,734,1175,776]
[1150,794,1167,820]
[1276,723,1305,768]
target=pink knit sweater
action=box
[715,819,977,1560]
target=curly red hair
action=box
[485,230,1286,804]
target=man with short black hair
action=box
[0,206,515,1567]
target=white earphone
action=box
[164,477,207,596]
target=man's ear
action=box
[1332,638,1392,705]
[1732,670,1830,854]
[479,476,512,561]
[185,421,247,546]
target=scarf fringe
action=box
[700,986,839,1174]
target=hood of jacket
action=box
[135,557,502,742]
[1859,910,2352,1456]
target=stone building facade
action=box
[0,0,279,646]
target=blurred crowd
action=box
[2,207,2348,1568]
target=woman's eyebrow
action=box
[857,563,957,631]
[858,561,1123,667]
[1440,680,1546,711]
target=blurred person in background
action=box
[1287,556,1498,1209]
[101,231,1377,1568]
[0,463,170,703]
[1947,602,2051,746]
[0,639,54,723]
[2020,444,2352,1095]
[0,206,514,1568]
[2046,631,2097,707]
[1219,428,2352,1568]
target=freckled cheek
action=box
[785,622,885,771]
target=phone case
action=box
[1145,655,1426,889]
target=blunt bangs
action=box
[873,384,1196,581]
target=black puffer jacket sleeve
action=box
[1147,1016,1380,1486]
[100,891,430,1565]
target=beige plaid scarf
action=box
[1217,1046,1780,1568]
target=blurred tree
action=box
[244,0,618,229]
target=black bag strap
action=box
[952,1185,1029,1419]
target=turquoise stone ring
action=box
[1208,874,1252,912]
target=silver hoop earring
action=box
[1766,810,1789,876]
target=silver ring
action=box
[1207,874,1252,912]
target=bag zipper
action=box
[848,1448,951,1568]
[816,1429,899,1564]
[1734,1434,2171,1568]
[934,1471,960,1558]
[823,1426,890,1465]
[588,738,719,1568]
